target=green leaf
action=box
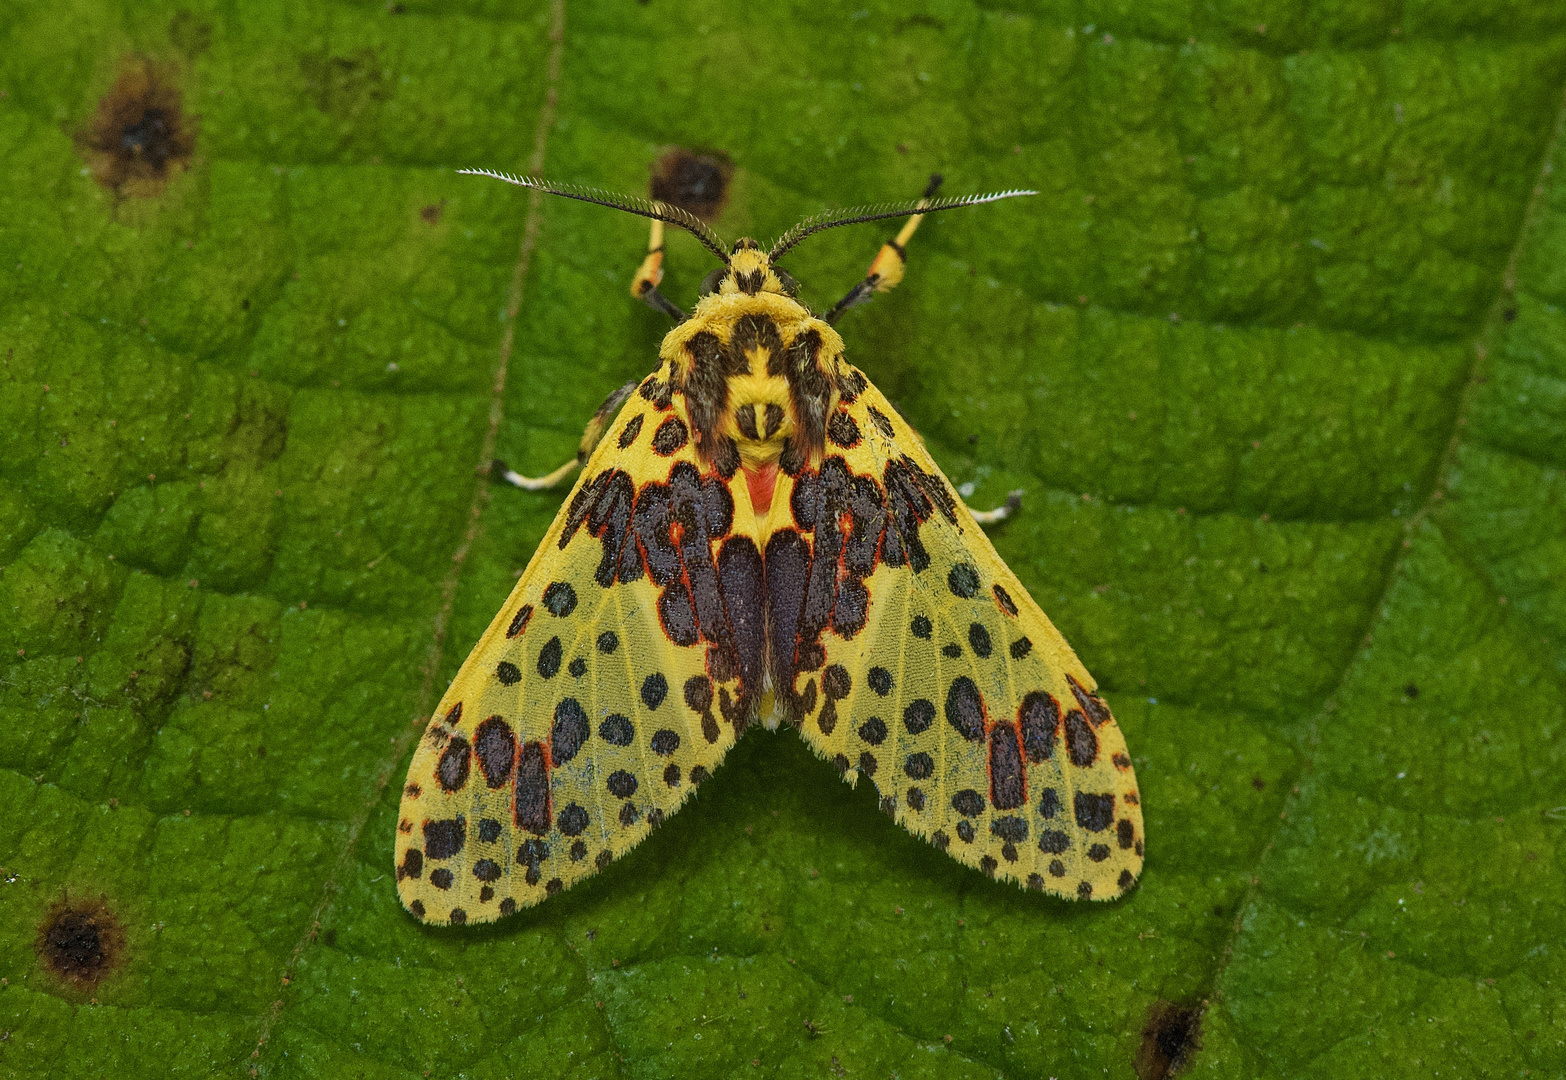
[1,2,1563,1077]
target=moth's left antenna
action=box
[458,169,731,265]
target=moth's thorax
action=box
[659,290,847,485]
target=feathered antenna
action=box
[458,169,732,264]
[768,188,1037,262]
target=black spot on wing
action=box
[945,676,986,741]
[1074,792,1115,832]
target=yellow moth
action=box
[396,171,1144,925]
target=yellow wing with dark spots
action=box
[396,364,766,926]
[769,366,1144,902]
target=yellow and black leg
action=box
[497,214,687,492]
[825,173,944,325]
[629,219,686,321]
[493,380,638,491]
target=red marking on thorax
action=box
[744,463,779,517]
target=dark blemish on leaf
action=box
[650,147,734,221]
[1251,776,1266,791]
[1134,1001,1204,1080]
[81,59,197,196]
[1403,683,1419,698]
[169,11,213,59]
[37,896,127,989]
[420,201,444,224]
[299,46,388,119]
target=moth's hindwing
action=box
[770,369,1144,901]
[396,366,765,925]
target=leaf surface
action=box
[0,1,1563,1076]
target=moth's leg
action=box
[826,173,944,325]
[969,490,1024,526]
[629,219,686,321]
[493,380,638,491]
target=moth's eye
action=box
[774,267,800,296]
[698,267,727,296]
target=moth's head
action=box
[698,239,800,299]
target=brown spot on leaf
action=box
[300,47,387,118]
[650,148,733,221]
[81,59,196,196]
[420,201,444,224]
[36,896,127,990]
[1135,1001,1203,1080]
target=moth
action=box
[396,170,1144,925]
